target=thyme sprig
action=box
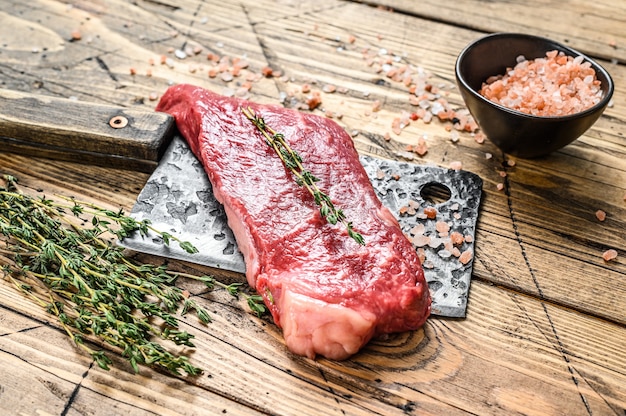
[241,107,365,245]
[0,174,265,376]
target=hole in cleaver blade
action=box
[121,136,483,318]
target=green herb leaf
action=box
[1,175,268,376]
[241,106,365,245]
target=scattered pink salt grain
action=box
[414,138,428,156]
[450,231,464,246]
[459,249,473,265]
[391,117,403,135]
[407,200,420,214]
[435,221,450,235]
[306,92,322,110]
[595,209,606,221]
[480,50,602,116]
[602,249,618,261]
[417,248,426,264]
[405,136,428,157]
[423,206,437,219]
[412,235,431,247]
[410,224,425,235]
[449,161,463,171]
[474,132,486,144]
[261,66,274,77]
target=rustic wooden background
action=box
[1,0,625,415]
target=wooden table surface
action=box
[1,1,625,415]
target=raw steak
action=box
[156,84,431,360]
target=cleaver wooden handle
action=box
[0,88,175,172]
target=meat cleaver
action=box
[122,137,482,317]
[0,89,482,317]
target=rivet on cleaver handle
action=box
[0,88,175,172]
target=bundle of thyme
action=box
[242,107,365,245]
[0,174,265,376]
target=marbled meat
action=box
[156,84,431,360]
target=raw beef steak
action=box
[156,84,431,359]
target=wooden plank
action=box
[2,277,625,415]
[0,308,265,416]
[362,0,626,63]
[0,0,622,334]
[0,1,625,414]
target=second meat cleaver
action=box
[123,136,483,318]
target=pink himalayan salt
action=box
[436,221,450,236]
[602,249,618,262]
[412,235,431,247]
[410,224,425,235]
[480,50,602,117]
[449,161,463,171]
[459,249,473,265]
[423,206,437,219]
[450,231,464,246]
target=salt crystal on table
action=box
[449,161,463,171]
[602,249,618,262]
[220,72,234,82]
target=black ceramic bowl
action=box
[455,33,614,158]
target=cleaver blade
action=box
[122,136,483,318]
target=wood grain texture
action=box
[0,0,625,415]
[361,0,626,63]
